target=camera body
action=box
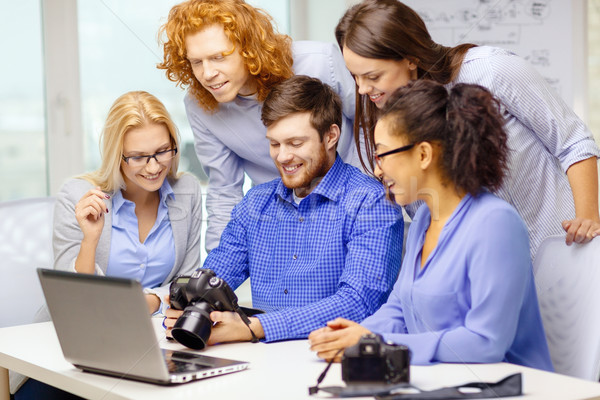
[342,333,410,384]
[169,268,242,350]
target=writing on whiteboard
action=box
[402,0,575,106]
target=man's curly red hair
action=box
[158,0,293,112]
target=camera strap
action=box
[375,373,522,400]
[233,306,260,343]
[309,349,344,396]
[309,359,522,399]
[314,382,413,398]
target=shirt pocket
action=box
[410,289,462,332]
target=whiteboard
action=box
[402,0,588,121]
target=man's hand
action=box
[208,311,265,345]
[162,293,265,345]
[562,218,600,245]
[308,318,371,362]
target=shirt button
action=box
[299,217,304,222]
[140,264,145,269]
[284,289,288,294]
[292,254,298,260]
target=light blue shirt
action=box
[204,157,403,342]
[185,41,361,252]
[448,46,600,258]
[361,192,554,371]
[107,180,176,289]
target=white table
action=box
[1,320,600,400]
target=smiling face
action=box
[185,24,256,103]
[266,112,338,198]
[343,46,417,109]
[121,123,173,197]
[373,117,420,205]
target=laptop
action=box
[37,268,249,385]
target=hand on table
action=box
[308,318,371,362]
[208,311,264,344]
[162,298,265,345]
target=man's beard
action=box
[279,145,331,192]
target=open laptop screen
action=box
[37,268,248,385]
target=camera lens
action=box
[171,302,214,350]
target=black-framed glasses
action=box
[122,148,178,167]
[374,143,415,168]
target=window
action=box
[77,0,290,182]
[589,0,600,144]
[3,0,599,203]
[0,1,46,201]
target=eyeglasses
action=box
[374,144,415,168]
[122,148,178,167]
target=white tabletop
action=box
[1,320,600,400]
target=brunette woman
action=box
[335,0,600,257]
[309,80,553,371]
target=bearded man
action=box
[165,75,403,344]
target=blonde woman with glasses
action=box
[53,91,203,315]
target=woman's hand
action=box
[145,293,161,314]
[308,318,371,362]
[73,187,110,273]
[163,295,184,339]
[562,218,600,245]
[75,187,110,244]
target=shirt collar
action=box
[438,191,484,232]
[112,177,175,214]
[275,154,346,204]
[158,177,175,205]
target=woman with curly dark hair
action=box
[334,0,600,257]
[158,0,360,251]
[309,80,553,371]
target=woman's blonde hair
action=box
[157,0,293,112]
[81,91,181,193]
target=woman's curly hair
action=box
[158,0,293,112]
[380,80,509,196]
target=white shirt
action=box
[448,46,600,258]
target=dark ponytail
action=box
[380,80,508,196]
[445,83,508,194]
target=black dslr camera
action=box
[342,333,410,384]
[169,268,254,350]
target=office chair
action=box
[0,197,55,328]
[533,235,600,381]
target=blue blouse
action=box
[361,192,553,371]
[106,180,176,289]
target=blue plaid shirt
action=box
[205,156,404,342]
